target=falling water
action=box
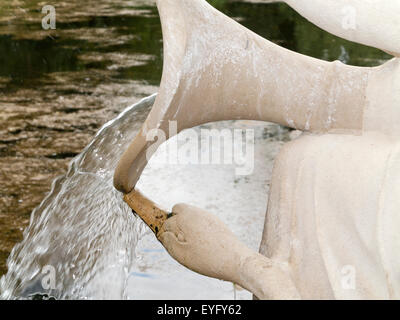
[0,94,157,300]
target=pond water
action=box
[0,0,390,298]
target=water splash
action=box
[0,94,157,300]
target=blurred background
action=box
[0,0,390,278]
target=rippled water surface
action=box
[0,0,390,298]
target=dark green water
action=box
[0,0,390,91]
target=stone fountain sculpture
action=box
[114,0,400,299]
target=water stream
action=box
[0,95,155,299]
